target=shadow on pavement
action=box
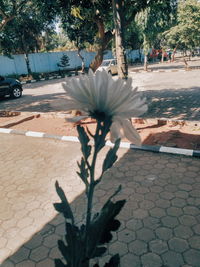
[2,149,200,266]
[142,87,200,121]
[0,92,69,113]
[143,130,200,150]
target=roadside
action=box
[129,56,200,72]
[1,134,200,266]
[0,112,199,151]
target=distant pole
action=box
[112,0,128,79]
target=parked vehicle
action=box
[0,76,23,98]
[98,59,118,75]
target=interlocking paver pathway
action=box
[0,133,200,267]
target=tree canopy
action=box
[164,0,200,51]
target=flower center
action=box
[90,110,112,122]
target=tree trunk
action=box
[90,16,113,72]
[25,53,31,75]
[112,0,128,79]
[161,48,165,63]
[172,45,178,62]
[144,54,148,71]
[143,34,149,71]
[77,48,85,73]
[0,16,15,31]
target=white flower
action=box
[62,69,147,145]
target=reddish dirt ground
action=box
[3,116,200,150]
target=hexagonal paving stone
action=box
[149,207,166,218]
[179,215,197,226]
[43,233,60,248]
[10,247,30,264]
[132,209,148,219]
[139,200,155,209]
[175,191,189,199]
[141,253,162,267]
[108,241,128,256]
[144,192,159,201]
[149,239,168,254]
[178,184,193,191]
[136,228,155,242]
[128,240,147,255]
[183,206,199,215]
[55,223,65,236]
[29,246,49,263]
[189,189,199,197]
[162,250,184,267]
[160,191,174,200]
[192,224,200,235]
[16,260,35,266]
[188,236,200,249]
[49,247,62,260]
[167,207,183,217]
[155,227,173,241]
[168,237,189,252]
[184,249,200,267]
[150,185,163,193]
[126,218,143,231]
[164,184,178,193]
[161,216,179,228]
[171,198,186,208]
[36,258,54,267]
[142,216,160,230]
[24,234,43,250]
[155,199,171,209]
[117,229,136,243]
[121,253,140,267]
[0,260,15,267]
[174,225,193,239]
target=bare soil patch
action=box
[1,114,199,150]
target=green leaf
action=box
[53,181,74,222]
[104,254,120,267]
[102,139,120,173]
[54,258,67,267]
[77,157,89,186]
[93,246,107,257]
[77,125,91,160]
[86,195,126,259]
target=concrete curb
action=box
[130,66,200,74]
[0,127,199,158]
[19,68,200,85]
[20,73,79,85]
[130,69,187,74]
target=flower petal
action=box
[120,118,141,145]
[110,121,122,143]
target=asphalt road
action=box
[0,70,200,120]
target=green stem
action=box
[84,118,112,262]
[84,121,101,257]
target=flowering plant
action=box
[53,70,147,267]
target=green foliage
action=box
[135,0,177,52]
[164,0,200,50]
[57,54,70,68]
[54,118,126,266]
[54,183,125,267]
[102,139,120,173]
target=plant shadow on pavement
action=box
[142,87,200,121]
[142,130,200,150]
[0,92,70,113]
[0,87,199,120]
[1,147,200,267]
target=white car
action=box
[98,59,118,75]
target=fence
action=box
[0,49,141,76]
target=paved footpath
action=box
[0,134,200,267]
